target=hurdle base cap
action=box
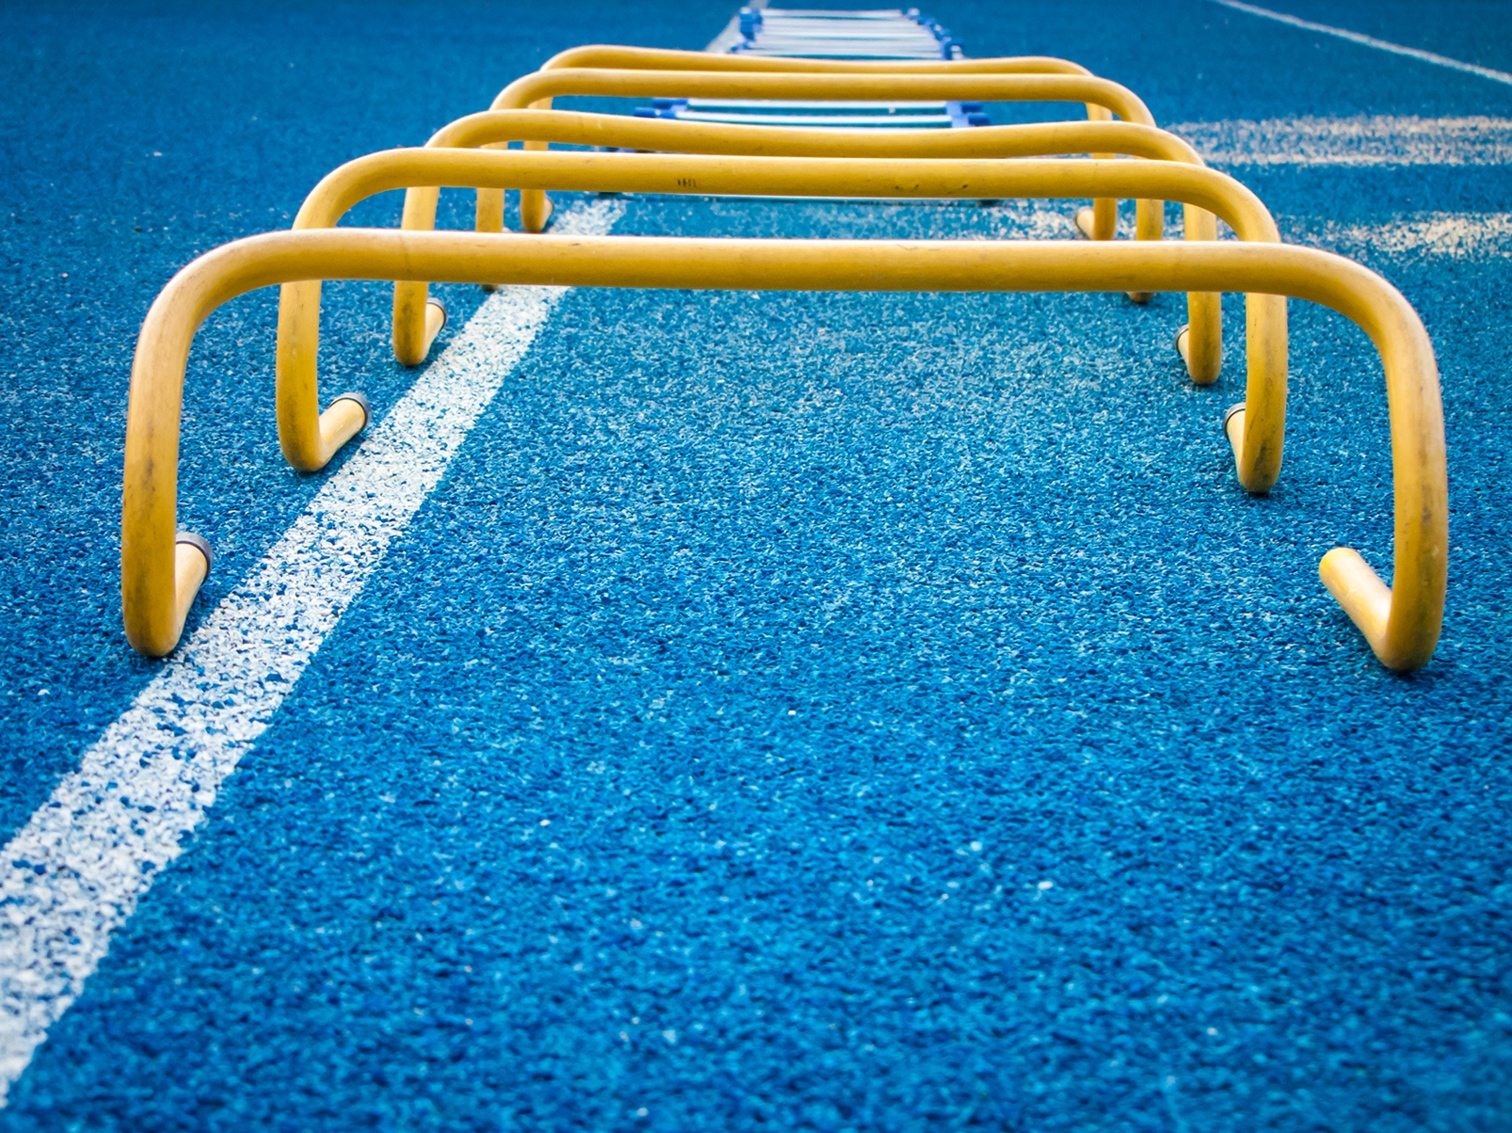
[174,530,214,572]
[331,391,372,430]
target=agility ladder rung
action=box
[638,6,985,130]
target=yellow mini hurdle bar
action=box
[126,230,1445,672]
[536,44,1103,78]
[389,112,1229,384]
[476,69,1163,240]
[294,149,1281,490]
[516,46,1131,239]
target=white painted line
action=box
[1292,210,1512,258]
[704,0,768,54]
[1210,0,1512,87]
[1167,115,1512,166]
[0,198,624,1105]
[1158,204,1512,257]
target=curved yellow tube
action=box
[303,151,1278,487]
[392,112,1226,380]
[427,107,1172,156]
[538,45,1099,77]
[521,46,1123,240]
[126,231,1443,672]
[478,69,1163,239]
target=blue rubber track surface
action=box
[1,1,1510,1129]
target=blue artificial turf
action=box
[1,1,1510,1130]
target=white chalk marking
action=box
[1291,211,1512,258]
[1210,0,1512,87]
[1167,115,1512,167]
[705,0,768,53]
[1153,205,1512,258]
[0,198,624,1104]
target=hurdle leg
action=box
[518,97,557,234]
[1174,203,1222,384]
[1075,196,1164,305]
[393,187,452,364]
[1125,198,1164,304]
[275,279,376,470]
[1221,293,1289,494]
[1076,103,1118,240]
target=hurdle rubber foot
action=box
[421,298,447,356]
[1223,402,1247,464]
[174,530,214,573]
[329,391,372,431]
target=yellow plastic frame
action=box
[291,151,1282,490]
[473,68,1163,240]
[515,45,1129,238]
[387,112,1233,385]
[127,229,1444,671]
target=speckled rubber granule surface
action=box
[0,2,1509,1130]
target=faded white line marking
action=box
[705,0,767,53]
[0,198,624,1104]
[978,203,1082,239]
[1210,0,1512,87]
[1136,206,1512,258]
[1289,211,1512,258]
[1166,115,1512,167]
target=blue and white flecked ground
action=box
[0,1,1509,1129]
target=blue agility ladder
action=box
[639,7,989,130]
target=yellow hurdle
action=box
[291,148,1276,487]
[126,229,1444,672]
[474,69,1163,239]
[386,112,1229,384]
[291,149,1280,486]
[514,46,1130,239]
